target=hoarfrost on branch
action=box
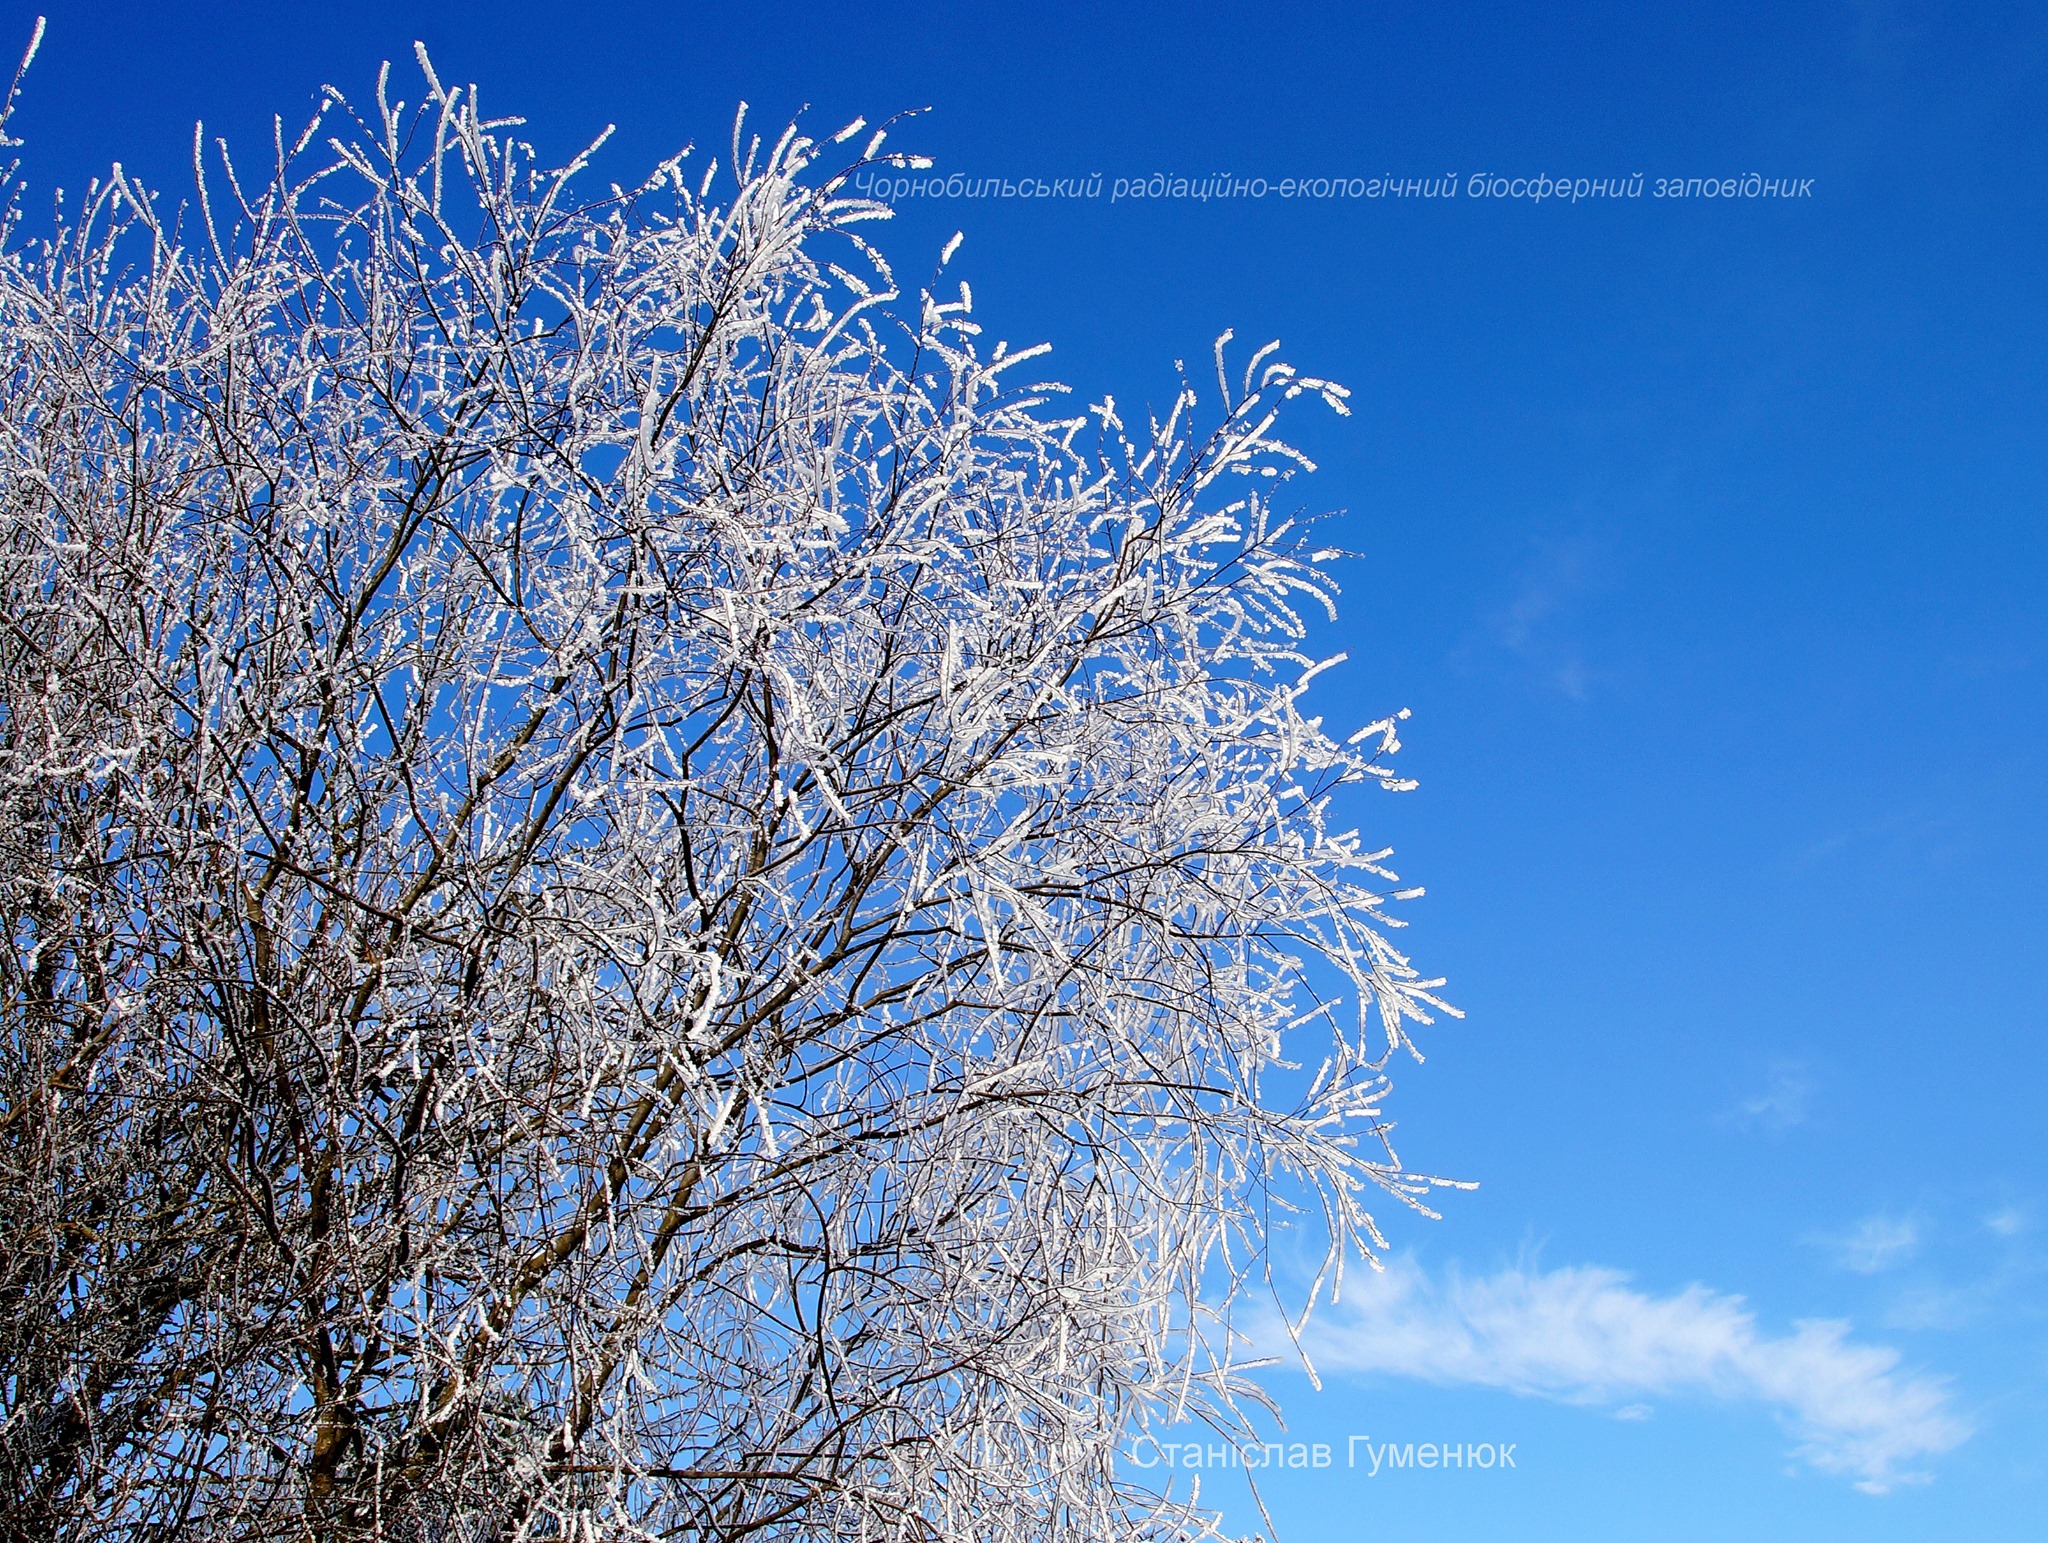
[0,42,1462,1542]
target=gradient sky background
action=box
[6,2,2044,1537]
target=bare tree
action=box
[0,32,1461,1543]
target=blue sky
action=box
[8,2,2044,1536]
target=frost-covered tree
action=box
[0,28,1460,1543]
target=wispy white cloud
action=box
[1292,1256,1968,1493]
[1824,1213,1921,1275]
[1882,1281,1992,1334]
[1984,1205,2028,1238]
[1728,1060,1814,1132]
[1456,537,1608,700]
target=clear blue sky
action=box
[8,2,2043,1537]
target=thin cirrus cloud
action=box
[1729,1059,1815,1132]
[1826,1213,1921,1275]
[1452,537,1607,701]
[1292,1256,1969,1493]
[1983,1206,2028,1238]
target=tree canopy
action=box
[0,41,1458,1542]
